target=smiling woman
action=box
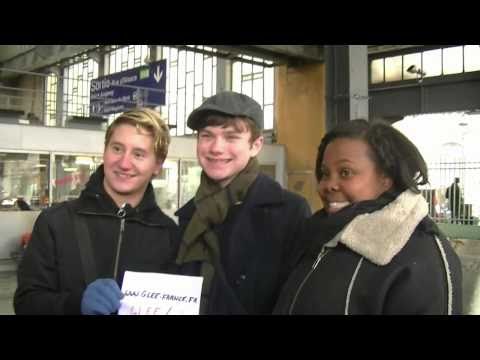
[274,119,463,315]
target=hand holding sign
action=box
[81,278,123,315]
[118,271,203,315]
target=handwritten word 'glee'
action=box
[124,290,198,303]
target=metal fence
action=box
[421,161,480,225]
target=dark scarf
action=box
[306,191,398,257]
[176,157,260,308]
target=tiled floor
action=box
[0,271,16,315]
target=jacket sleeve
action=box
[382,235,463,315]
[281,194,312,281]
[14,210,83,315]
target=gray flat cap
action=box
[187,91,264,130]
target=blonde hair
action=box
[104,108,170,160]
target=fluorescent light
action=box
[75,156,93,166]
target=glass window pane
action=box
[264,67,274,104]
[370,58,384,83]
[195,53,203,84]
[443,46,463,75]
[52,154,102,204]
[264,104,274,130]
[232,62,242,93]
[403,53,421,80]
[423,49,442,78]
[0,153,50,211]
[152,159,178,220]
[179,160,202,208]
[186,51,194,72]
[464,45,480,72]
[242,62,253,75]
[252,78,263,106]
[385,56,402,82]
[242,80,252,97]
[203,57,213,98]
[185,72,194,123]
[177,88,185,136]
[178,51,186,88]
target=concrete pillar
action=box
[216,58,232,94]
[276,63,326,212]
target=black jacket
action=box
[176,174,311,314]
[14,166,179,315]
[274,190,463,315]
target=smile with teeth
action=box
[208,158,231,164]
[115,172,134,179]
[327,201,351,210]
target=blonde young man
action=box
[14,108,179,315]
[175,92,311,314]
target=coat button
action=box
[235,274,247,286]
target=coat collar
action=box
[175,174,285,220]
[337,190,429,266]
[75,165,174,227]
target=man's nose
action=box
[210,137,225,153]
[118,153,133,169]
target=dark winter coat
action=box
[176,174,311,314]
[274,190,463,315]
[14,165,179,315]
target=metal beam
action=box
[0,45,99,79]
[0,45,36,63]
[211,45,324,65]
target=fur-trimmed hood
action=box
[334,190,428,266]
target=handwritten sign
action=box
[118,271,203,315]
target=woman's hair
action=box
[315,119,428,194]
[198,112,262,143]
[104,107,171,161]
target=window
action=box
[442,46,463,75]
[52,154,102,204]
[422,49,442,78]
[62,58,99,122]
[403,53,421,80]
[0,152,50,211]
[45,73,58,126]
[232,56,275,130]
[103,45,150,123]
[464,45,480,72]
[152,158,179,220]
[370,58,384,84]
[384,55,402,82]
[370,46,480,84]
[160,46,217,136]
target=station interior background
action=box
[0,45,479,314]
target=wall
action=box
[276,63,326,212]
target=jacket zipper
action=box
[288,247,330,314]
[113,203,127,279]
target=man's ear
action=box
[250,135,264,157]
[153,158,164,176]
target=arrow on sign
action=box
[154,66,163,83]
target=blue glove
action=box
[81,278,123,315]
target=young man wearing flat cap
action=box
[175,91,311,314]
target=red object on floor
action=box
[20,232,32,248]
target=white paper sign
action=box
[118,271,203,315]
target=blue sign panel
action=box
[90,59,166,116]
